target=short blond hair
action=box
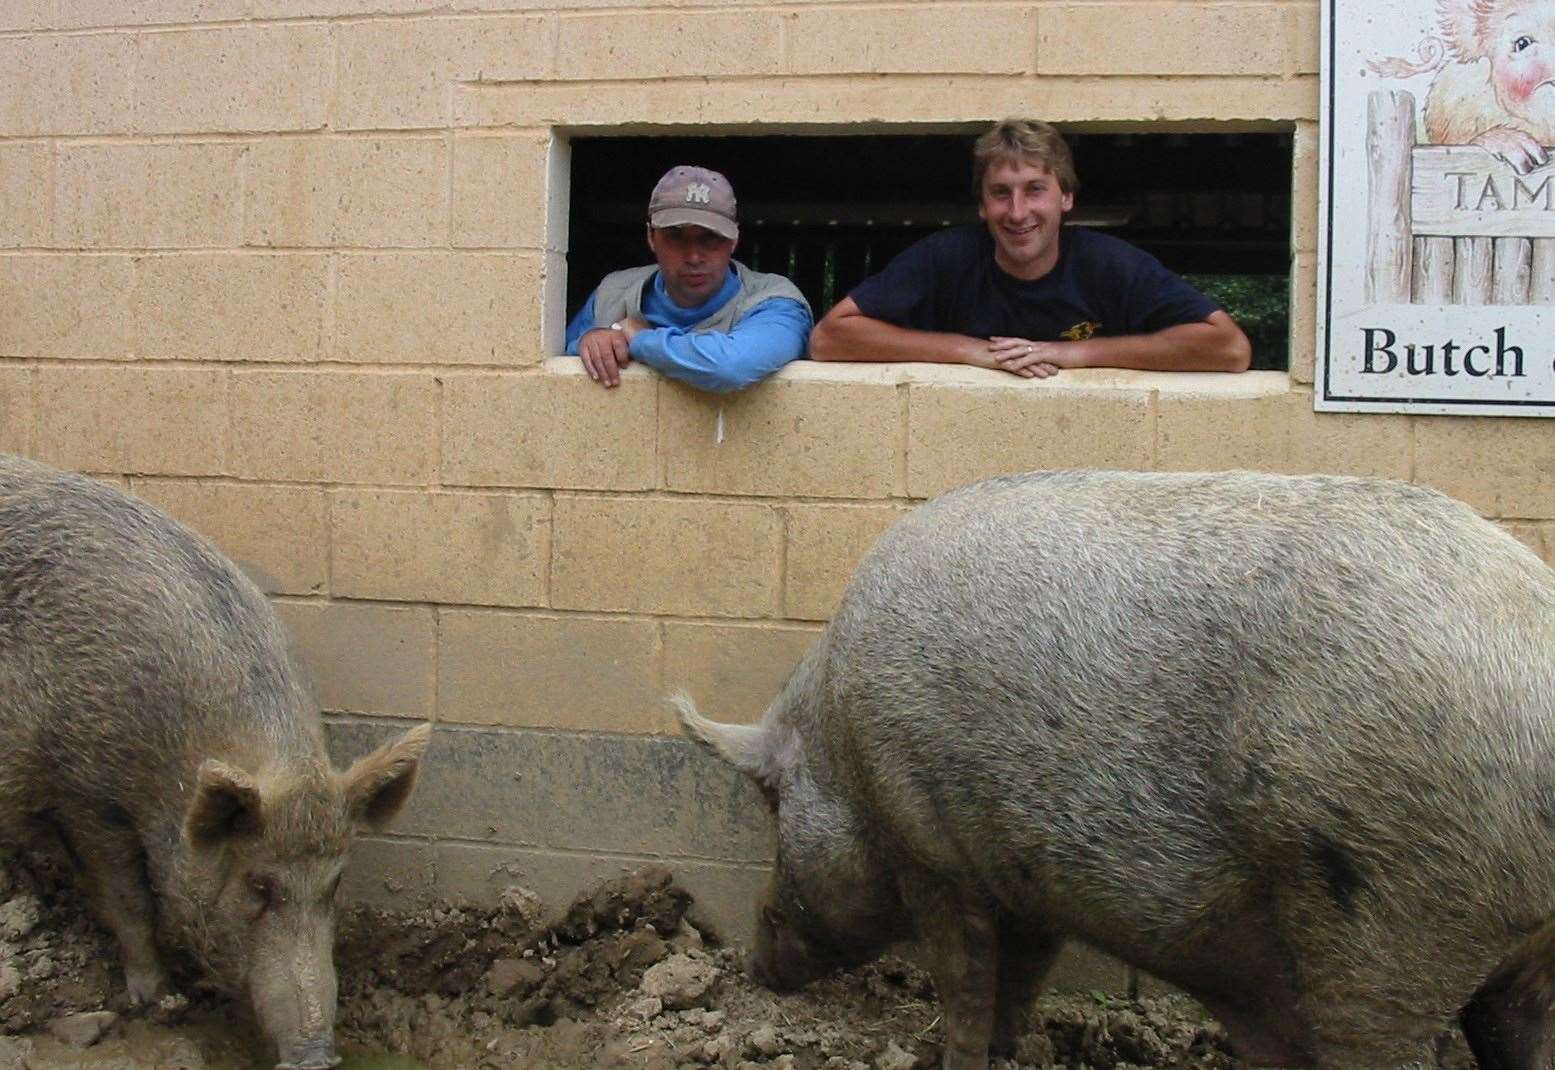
[972,119,1079,199]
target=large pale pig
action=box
[0,455,430,1069]
[677,469,1555,1070]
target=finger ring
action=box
[1025,346,1032,354]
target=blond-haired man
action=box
[809,120,1250,377]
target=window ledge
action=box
[544,356,1290,398]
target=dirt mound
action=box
[0,849,1471,1069]
[0,850,118,1034]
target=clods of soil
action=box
[0,849,1471,1069]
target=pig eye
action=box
[1512,35,1534,52]
[246,874,277,917]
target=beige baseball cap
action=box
[648,165,738,240]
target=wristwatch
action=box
[609,320,626,332]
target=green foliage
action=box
[1184,274,1290,371]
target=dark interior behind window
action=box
[567,132,1293,370]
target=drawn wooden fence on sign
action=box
[1366,90,1555,305]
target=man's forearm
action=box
[1068,318,1251,373]
[810,312,985,365]
[631,300,810,392]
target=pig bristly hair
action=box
[1440,0,1504,61]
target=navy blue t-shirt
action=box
[849,225,1220,341]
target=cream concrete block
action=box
[1292,121,1319,255]
[663,621,821,727]
[56,143,245,249]
[555,11,781,80]
[442,369,657,491]
[242,139,333,247]
[459,74,1318,129]
[334,138,448,248]
[1156,390,1294,474]
[906,380,1153,499]
[34,366,226,474]
[0,35,134,136]
[274,600,435,718]
[331,489,551,607]
[452,134,550,249]
[0,4,53,30]
[336,253,542,365]
[131,479,327,595]
[244,137,449,248]
[135,25,330,134]
[783,503,909,622]
[788,6,1033,75]
[1037,5,1289,76]
[253,0,433,14]
[661,376,899,499]
[1415,418,1555,518]
[56,1,248,27]
[134,254,328,362]
[0,366,34,455]
[230,370,436,484]
[1293,4,1320,75]
[439,610,664,731]
[1285,391,1411,481]
[1499,522,1549,565]
[0,255,133,358]
[337,16,551,130]
[0,146,50,248]
[1288,251,1317,385]
[552,496,780,618]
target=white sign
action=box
[1317,0,1555,417]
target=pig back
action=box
[0,455,319,815]
[815,469,1555,937]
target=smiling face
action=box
[977,157,1075,281]
[647,224,737,308]
[1490,2,1555,122]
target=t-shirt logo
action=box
[1061,321,1100,341]
[684,183,712,204]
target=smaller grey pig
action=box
[678,469,1555,1070]
[0,455,430,1070]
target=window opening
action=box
[567,132,1294,371]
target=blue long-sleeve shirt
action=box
[564,270,812,393]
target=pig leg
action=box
[990,918,1059,1057]
[1458,924,1555,1070]
[899,872,998,1070]
[56,817,169,1003]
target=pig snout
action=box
[744,950,781,990]
[252,928,341,1070]
[274,1038,341,1070]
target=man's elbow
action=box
[807,319,846,361]
[1221,329,1253,373]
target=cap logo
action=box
[684,183,712,204]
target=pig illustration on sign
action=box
[1371,0,1555,172]
[0,455,432,1070]
[677,469,1555,1069]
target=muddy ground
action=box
[0,850,1473,1070]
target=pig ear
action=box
[185,760,263,850]
[340,723,432,831]
[669,693,770,784]
[1437,0,1489,61]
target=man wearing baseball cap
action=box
[565,165,812,392]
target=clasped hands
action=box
[980,336,1079,379]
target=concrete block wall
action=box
[3,0,1552,989]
